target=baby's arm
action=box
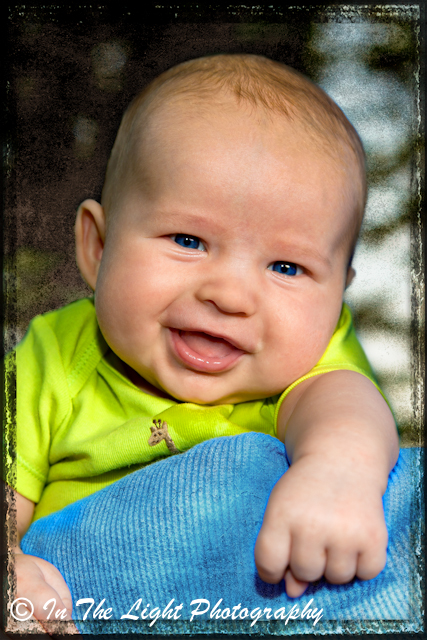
[255,370,399,597]
[12,490,74,622]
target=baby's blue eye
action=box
[171,234,206,251]
[268,261,302,276]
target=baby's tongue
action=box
[179,331,235,358]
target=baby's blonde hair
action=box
[102,54,366,257]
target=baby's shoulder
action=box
[42,296,96,336]
[26,297,106,381]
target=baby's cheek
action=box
[270,323,333,382]
[95,276,139,346]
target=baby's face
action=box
[94,103,356,404]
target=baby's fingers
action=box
[355,519,388,581]
[37,558,73,615]
[357,544,387,581]
[254,526,291,583]
[284,568,309,598]
[288,535,326,583]
[323,548,357,584]
[15,556,72,622]
[24,578,72,622]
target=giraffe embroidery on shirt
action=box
[148,419,180,454]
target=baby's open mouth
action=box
[169,329,245,372]
[179,331,236,358]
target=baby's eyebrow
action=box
[155,210,227,233]
[287,246,332,271]
[266,238,332,272]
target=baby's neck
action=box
[111,352,176,400]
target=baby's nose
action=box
[195,268,258,317]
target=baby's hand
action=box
[254,453,388,597]
[13,550,74,623]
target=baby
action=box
[10,54,398,623]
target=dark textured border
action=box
[1,2,425,638]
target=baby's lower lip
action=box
[168,329,245,373]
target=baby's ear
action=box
[75,199,106,291]
[345,266,356,289]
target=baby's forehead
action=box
[133,95,358,204]
[131,103,358,240]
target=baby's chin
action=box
[123,358,283,405]
[151,376,279,406]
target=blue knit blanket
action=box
[22,433,423,634]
